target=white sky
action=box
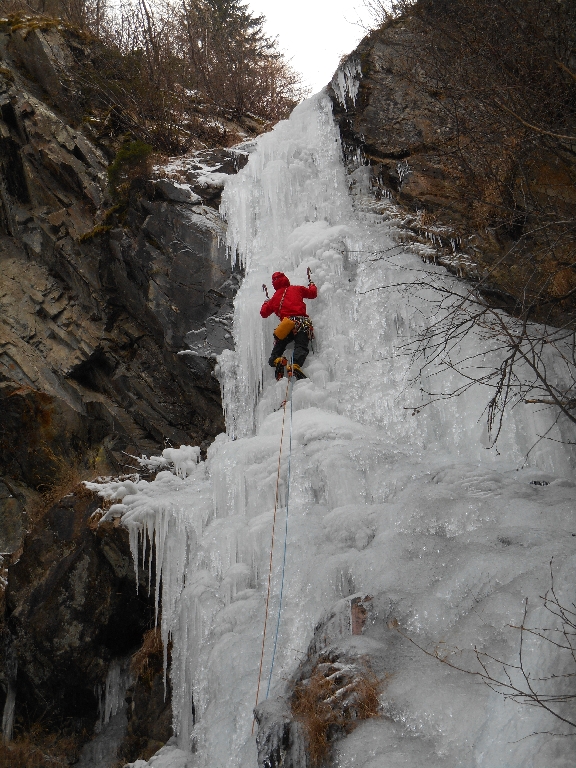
[246,1,375,94]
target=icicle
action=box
[331,57,362,108]
[97,658,133,731]
[1,681,15,743]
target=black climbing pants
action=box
[268,329,311,368]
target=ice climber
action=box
[260,271,317,380]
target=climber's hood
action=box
[272,272,290,290]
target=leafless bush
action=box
[362,0,576,443]
[390,562,576,736]
[398,272,576,447]
[362,0,411,28]
[0,722,84,766]
[0,0,306,151]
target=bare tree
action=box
[390,562,576,736]
[177,0,305,121]
[396,272,576,447]
[0,0,305,150]
[361,0,576,444]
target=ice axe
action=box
[262,283,269,299]
[307,267,312,286]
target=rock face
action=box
[5,489,154,735]
[328,18,576,320]
[0,20,246,535]
[119,631,173,763]
[0,18,247,763]
[0,480,24,554]
[329,39,449,207]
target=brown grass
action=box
[0,723,83,767]
[27,466,97,528]
[131,627,165,688]
[291,658,381,767]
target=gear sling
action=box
[273,289,296,340]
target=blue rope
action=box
[265,354,294,698]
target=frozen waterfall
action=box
[93,93,575,768]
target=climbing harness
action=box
[252,355,295,732]
[288,315,314,341]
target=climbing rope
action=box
[252,364,294,732]
[266,369,293,698]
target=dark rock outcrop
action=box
[5,488,154,734]
[0,480,24,553]
[120,652,173,762]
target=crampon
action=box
[274,357,288,381]
[287,363,306,380]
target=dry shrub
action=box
[131,627,165,688]
[0,741,51,768]
[291,657,381,767]
[417,209,439,229]
[2,2,306,152]
[292,670,334,764]
[27,465,97,528]
[350,673,381,720]
[0,723,82,767]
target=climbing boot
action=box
[287,363,306,380]
[274,357,288,381]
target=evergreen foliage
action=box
[107,139,153,199]
[0,0,306,151]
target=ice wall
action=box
[219,95,353,439]
[97,94,575,768]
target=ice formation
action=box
[98,657,133,729]
[331,58,362,108]
[93,93,575,768]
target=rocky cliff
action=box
[328,5,576,326]
[0,16,250,764]
[0,18,246,542]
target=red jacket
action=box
[260,273,317,319]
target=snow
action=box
[94,92,576,768]
[124,745,193,768]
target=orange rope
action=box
[252,375,291,734]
